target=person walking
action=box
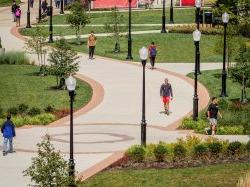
[1,114,16,156]
[148,42,157,69]
[160,78,173,115]
[56,0,60,8]
[207,97,222,135]
[30,0,34,8]
[87,31,97,60]
[11,1,17,22]
[15,6,21,27]
[42,0,48,13]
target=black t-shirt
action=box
[207,103,219,119]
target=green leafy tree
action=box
[25,26,48,76]
[231,43,250,102]
[23,135,73,187]
[66,2,90,44]
[48,38,79,89]
[104,7,126,53]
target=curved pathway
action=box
[0,2,249,187]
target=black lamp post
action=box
[48,0,53,43]
[65,76,76,186]
[170,0,174,24]
[60,0,64,14]
[26,0,31,28]
[193,29,201,121]
[161,0,166,33]
[126,0,133,60]
[221,12,229,97]
[139,47,148,146]
[38,0,42,23]
[195,0,201,74]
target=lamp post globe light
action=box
[192,29,201,121]
[26,0,31,28]
[139,47,148,146]
[170,0,174,24]
[161,0,166,33]
[60,0,64,14]
[221,12,229,97]
[65,75,76,186]
[126,0,133,60]
[48,0,54,43]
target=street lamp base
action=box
[141,120,147,147]
[220,93,228,97]
[169,21,174,24]
[161,29,167,33]
[126,56,133,60]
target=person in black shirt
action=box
[207,97,222,135]
[11,1,17,22]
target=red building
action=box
[92,0,138,9]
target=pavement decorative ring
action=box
[45,132,134,144]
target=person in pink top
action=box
[15,6,21,27]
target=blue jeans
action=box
[3,137,13,153]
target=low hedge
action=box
[0,51,30,65]
[0,113,56,127]
[181,117,245,135]
[117,136,250,169]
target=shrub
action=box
[54,108,70,118]
[227,141,242,156]
[36,113,56,125]
[181,118,207,132]
[18,104,29,114]
[194,144,208,158]
[7,107,18,115]
[219,98,230,110]
[127,145,146,162]
[217,126,244,135]
[154,142,168,162]
[44,105,55,113]
[28,107,41,116]
[0,51,29,65]
[246,141,250,153]
[173,144,187,160]
[207,141,223,156]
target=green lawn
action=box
[0,0,20,7]
[20,25,160,37]
[0,65,92,111]
[80,162,250,187]
[41,8,196,25]
[67,33,225,63]
[185,69,250,134]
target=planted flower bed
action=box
[109,136,250,170]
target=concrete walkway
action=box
[0,2,249,187]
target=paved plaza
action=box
[0,1,249,186]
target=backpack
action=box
[150,46,157,57]
[15,9,21,17]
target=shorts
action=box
[162,96,170,104]
[209,118,217,126]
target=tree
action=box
[25,26,48,76]
[104,7,126,53]
[231,43,250,102]
[66,2,90,45]
[48,38,79,89]
[23,135,73,187]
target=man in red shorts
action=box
[160,78,173,115]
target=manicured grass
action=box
[184,69,250,134]
[20,25,160,36]
[189,69,250,101]
[67,33,224,63]
[40,8,197,25]
[0,65,92,111]
[80,162,250,187]
[0,0,20,7]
